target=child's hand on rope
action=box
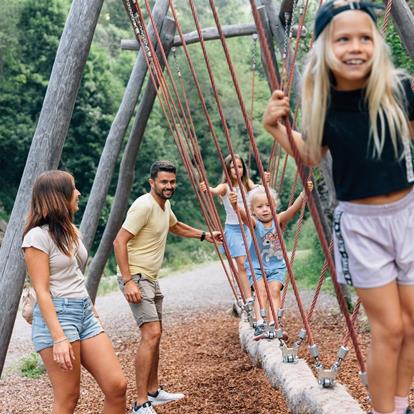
[262,171,271,185]
[263,90,290,132]
[301,180,314,201]
[199,181,207,192]
[229,191,238,209]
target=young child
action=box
[200,154,267,306]
[263,1,414,413]
[229,184,310,339]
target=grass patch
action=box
[19,353,45,378]
[97,275,119,296]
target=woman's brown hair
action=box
[23,170,79,256]
[220,154,254,191]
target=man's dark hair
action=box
[150,160,176,179]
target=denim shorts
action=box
[220,224,251,258]
[32,297,104,352]
[118,273,164,328]
[247,267,286,288]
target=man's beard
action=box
[155,187,175,200]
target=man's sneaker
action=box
[132,401,157,414]
[148,387,185,406]
[253,323,266,340]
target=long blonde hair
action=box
[302,9,411,162]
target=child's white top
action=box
[221,184,248,225]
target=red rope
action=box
[247,0,366,371]
[125,0,242,301]
[209,0,319,344]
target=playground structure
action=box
[0,0,414,412]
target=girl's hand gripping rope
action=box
[229,191,238,210]
[263,90,290,133]
[199,181,207,193]
[262,171,271,185]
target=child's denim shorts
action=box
[32,297,104,352]
[247,267,286,288]
[221,224,252,258]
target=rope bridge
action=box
[121,0,407,410]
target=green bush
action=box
[20,353,45,379]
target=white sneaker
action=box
[148,387,185,406]
[132,401,157,413]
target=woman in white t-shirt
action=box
[22,170,127,413]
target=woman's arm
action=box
[199,182,227,197]
[23,247,75,370]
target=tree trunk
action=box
[80,0,170,253]
[388,0,414,61]
[86,17,176,303]
[0,0,104,377]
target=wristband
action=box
[200,231,206,242]
[53,336,68,346]
[123,278,134,287]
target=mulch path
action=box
[2,306,404,414]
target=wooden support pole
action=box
[257,5,281,91]
[120,22,257,50]
[261,0,302,99]
[386,0,414,61]
[80,0,170,253]
[0,0,104,377]
[86,17,176,303]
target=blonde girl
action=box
[230,185,309,339]
[263,1,414,413]
[22,170,127,413]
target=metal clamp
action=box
[359,371,368,388]
[281,343,299,363]
[317,367,337,388]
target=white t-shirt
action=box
[221,185,257,225]
[22,226,89,298]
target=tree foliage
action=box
[0,0,413,266]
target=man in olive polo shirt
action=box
[113,160,222,414]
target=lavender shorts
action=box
[333,186,414,288]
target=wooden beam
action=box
[79,0,170,253]
[0,0,104,377]
[120,22,257,50]
[86,17,176,302]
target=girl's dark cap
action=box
[314,0,384,40]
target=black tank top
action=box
[322,78,414,201]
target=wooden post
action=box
[386,0,414,61]
[86,17,176,302]
[257,5,281,90]
[80,0,170,253]
[261,0,302,99]
[0,0,104,377]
